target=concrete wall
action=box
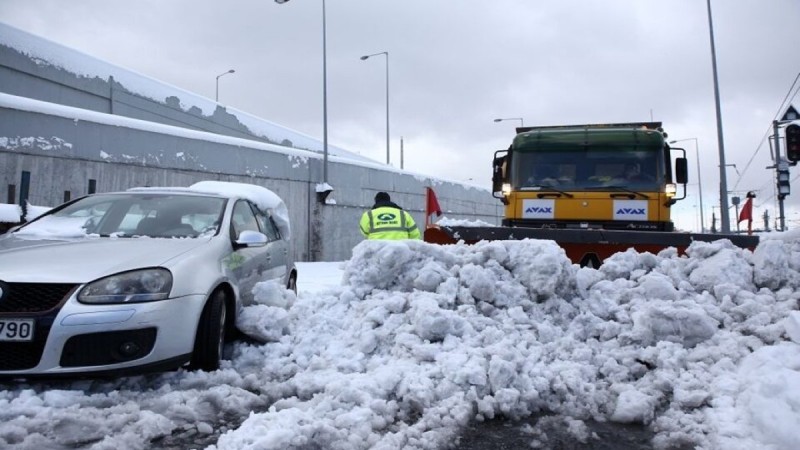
[0,100,501,261]
[0,24,501,262]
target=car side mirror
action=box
[235,230,268,248]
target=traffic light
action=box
[787,124,800,162]
[777,161,790,199]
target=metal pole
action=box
[215,70,235,103]
[671,138,706,232]
[360,51,390,165]
[273,0,326,182]
[693,138,705,233]
[706,0,731,233]
[385,53,390,165]
[400,136,404,169]
[775,120,787,230]
[322,0,329,183]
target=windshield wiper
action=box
[603,186,650,199]
[522,184,575,198]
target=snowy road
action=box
[2,237,800,449]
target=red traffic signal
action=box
[788,124,800,162]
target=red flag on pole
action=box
[738,195,753,235]
[738,196,752,223]
[425,187,442,228]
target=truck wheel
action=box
[190,290,227,371]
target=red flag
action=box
[738,196,753,224]
[425,187,442,228]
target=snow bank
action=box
[1,236,799,450]
[214,238,799,450]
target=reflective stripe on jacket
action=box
[359,206,421,240]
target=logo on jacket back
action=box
[613,200,648,221]
[376,212,398,224]
[522,199,555,219]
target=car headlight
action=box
[78,268,173,304]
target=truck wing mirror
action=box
[675,157,688,184]
[492,150,508,194]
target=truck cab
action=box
[492,122,688,231]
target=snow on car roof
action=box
[190,181,291,241]
[127,181,291,241]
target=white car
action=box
[0,181,296,377]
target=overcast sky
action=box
[2,0,799,232]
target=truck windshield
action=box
[511,146,664,191]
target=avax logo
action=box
[525,206,553,214]
[616,208,646,215]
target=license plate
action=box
[0,318,35,342]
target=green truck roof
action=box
[512,125,666,151]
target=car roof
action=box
[124,186,235,199]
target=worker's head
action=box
[375,191,391,203]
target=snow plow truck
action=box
[424,122,759,267]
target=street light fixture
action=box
[215,69,235,103]
[494,118,524,127]
[275,0,329,183]
[360,51,390,165]
[670,138,705,232]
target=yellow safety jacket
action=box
[360,206,421,240]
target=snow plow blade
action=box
[424,226,760,268]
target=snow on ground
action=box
[1,236,800,450]
[0,202,50,223]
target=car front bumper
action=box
[0,292,207,377]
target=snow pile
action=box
[0,202,50,224]
[215,238,799,450]
[435,216,497,227]
[0,203,21,223]
[1,236,799,450]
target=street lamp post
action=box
[706,0,731,233]
[215,69,235,103]
[360,51,390,165]
[494,117,524,127]
[275,0,329,183]
[671,138,705,232]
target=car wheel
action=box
[287,273,297,294]
[190,290,227,371]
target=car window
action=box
[125,195,225,237]
[16,193,226,238]
[258,212,281,242]
[231,200,261,239]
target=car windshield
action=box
[14,193,227,239]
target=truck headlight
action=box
[665,183,677,198]
[78,268,173,304]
